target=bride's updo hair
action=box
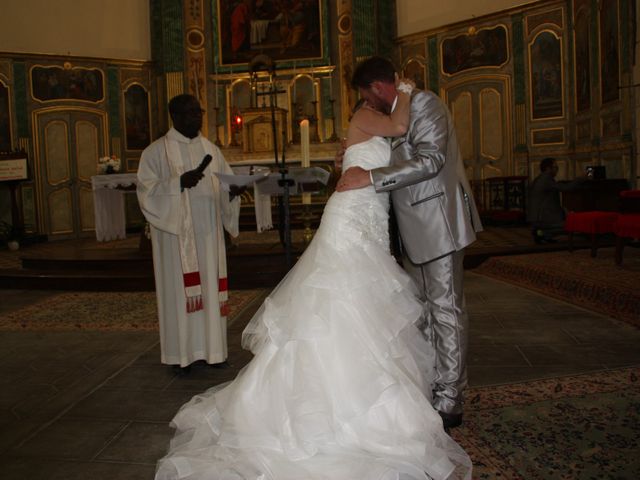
[351,56,396,89]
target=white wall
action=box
[0,0,150,60]
[397,0,537,37]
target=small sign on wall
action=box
[0,157,28,181]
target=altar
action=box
[91,173,138,241]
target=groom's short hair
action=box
[351,56,396,89]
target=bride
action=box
[155,78,472,480]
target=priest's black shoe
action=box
[172,365,191,376]
[438,411,463,430]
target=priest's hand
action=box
[335,166,371,192]
[180,169,204,190]
[229,184,246,200]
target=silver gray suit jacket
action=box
[371,89,482,264]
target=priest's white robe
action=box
[137,128,240,367]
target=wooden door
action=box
[35,109,107,239]
[444,77,512,207]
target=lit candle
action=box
[300,119,311,205]
[300,119,310,167]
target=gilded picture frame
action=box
[30,65,104,103]
[215,0,324,67]
[0,80,12,152]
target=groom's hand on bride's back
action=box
[336,166,371,192]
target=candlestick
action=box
[300,119,311,205]
[213,106,222,146]
[214,63,219,107]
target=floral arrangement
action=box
[98,155,121,174]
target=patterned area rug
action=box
[0,289,268,331]
[474,247,640,326]
[451,367,640,479]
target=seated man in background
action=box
[527,157,586,244]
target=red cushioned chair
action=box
[614,190,640,265]
[564,211,619,257]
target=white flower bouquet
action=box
[98,155,121,174]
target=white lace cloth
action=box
[92,169,273,242]
[91,174,138,241]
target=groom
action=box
[336,56,482,429]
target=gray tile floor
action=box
[1,272,639,479]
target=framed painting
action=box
[216,0,323,66]
[600,0,619,104]
[573,2,591,112]
[529,31,563,119]
[123,84,151,151]
[30,65,104,103]
[0,81,11,152]
[403,59,426,91]
[441,25,508,75]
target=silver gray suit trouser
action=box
[403,249,468,415]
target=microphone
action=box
[196,154,212,173]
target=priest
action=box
[137,94,240,373]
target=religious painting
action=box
[0,82,11,152]
[529,31,563,119]
[403,59,426,91]
[216,0,323,66]
[441,25,508,75]
[573,3,591,111]
[123,84,151,151]
[30,65,104,102]
[531,127,564,145]
[600,0,619,104]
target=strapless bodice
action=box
[343,136,390,170]
[319,136,391,252]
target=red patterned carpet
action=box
[474,247,640,326]
[0,289,268,331]
[451,367,640,479]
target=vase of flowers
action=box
[98,155,121,174]
[0,220,21,251]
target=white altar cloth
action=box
[91,173,138,242]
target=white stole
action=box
[163,136,230,317]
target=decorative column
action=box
[337,1,355,133]
[183,0,208,135]
[150,0,185,126]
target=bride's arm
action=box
[350,91,410,139]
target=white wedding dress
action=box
[155,136,472,480]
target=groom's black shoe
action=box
[438,411,463,430]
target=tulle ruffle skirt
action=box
[155,193,472,480]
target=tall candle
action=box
[300,119,311,204]
[292,60,297,100]
[300,119,310,167]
